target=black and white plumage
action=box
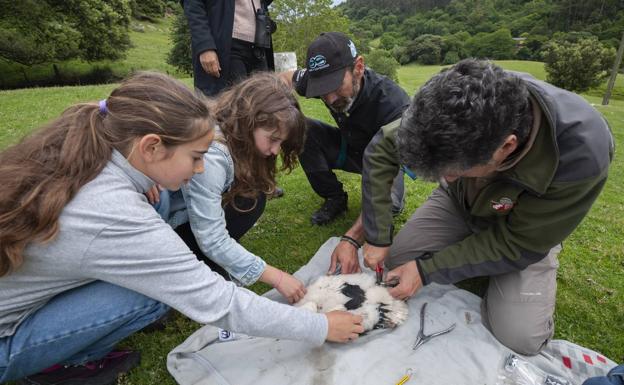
[296,273,409,332]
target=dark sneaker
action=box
[268,187,284,199]
[19,350,140,385]
[311,194,348,225]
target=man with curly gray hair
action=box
[364,59,614,355]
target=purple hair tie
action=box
[99,99,108,115]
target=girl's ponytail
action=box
[0,72,213,276]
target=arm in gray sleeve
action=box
[81,203,327,346]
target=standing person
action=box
[151,73,306,303]
[184,0,284,198]
[280,32,410,275]
[372,59,614,355]
[184,0,275,97]
[0,72,364,384]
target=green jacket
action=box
[362,73,614,284]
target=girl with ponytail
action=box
[0,72,363,384]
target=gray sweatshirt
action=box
[0,150,327,345]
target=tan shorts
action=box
[388,186,560,355]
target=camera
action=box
[254,7,276,49]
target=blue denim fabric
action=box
[155,142,266,286]
[0,281,169,382]
[583,365,624,385]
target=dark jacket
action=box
[293,67,410,161]
[183,0,275,96]
[363,73,614,286]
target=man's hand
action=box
[328,241,361,274]
[387,261,423,300]
[199,50,221,78]
[363,244,390,270]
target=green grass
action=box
[1,63,623,384]
[0,17,182,89]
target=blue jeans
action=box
[0,281,169,382]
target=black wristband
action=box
[340,235,362,249]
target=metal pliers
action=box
[412,302,456,350]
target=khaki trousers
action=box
[388,187,560,355]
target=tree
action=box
[129,0,166,21]
[0,0,131,66]
[543,37,616,92]
[366,49,400,82]
[166,5,193,75]
[466,28,516,59]
[271,0,350,67]
[405,34,443,64]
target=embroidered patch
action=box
[308,54,329,71]
[491,197,514,212]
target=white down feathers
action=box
[295,273,409,332]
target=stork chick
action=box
[296,273,408,332]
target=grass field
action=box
[1,62,622,384]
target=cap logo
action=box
[308,54,329,71]
[348,40,357,57]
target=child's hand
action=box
[276,272,306,304]
[325,311,364,343]
[145,184,162,204]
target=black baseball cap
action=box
[304,32,358,98]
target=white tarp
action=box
[167,238,616,385]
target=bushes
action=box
[466,28,516,59]
[366,49,399,82]
[166,6,193,75]
[543,37,615,92]
[405,34,443,64]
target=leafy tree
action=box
[129,0,165,21]
[466,28,516,59]
[366,49,400,82]
[0,0,131,66]
[380,15,398,32]
[166,5,193,75]
[442,50,460,64]
[442,31,471,59]
[371,24,383,38]
[405,34,444,64]
[272,0,350,67]
[543,37,615,92]
[517,34,548,60]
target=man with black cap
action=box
[280,32,410,274]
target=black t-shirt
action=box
[293,68,410,155]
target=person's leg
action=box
[483,244,560,355]
[175,222,230,279]
[227,39,254,87]
[299,118,351,224]
[224,193,267,241]
[0,281,168,382]
[387,186,472,270]
[249,46,268,73]
[299,118,345,199]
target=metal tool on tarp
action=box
[375,263,384,284]
[394,368,413,385]
[412,302,456,350]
